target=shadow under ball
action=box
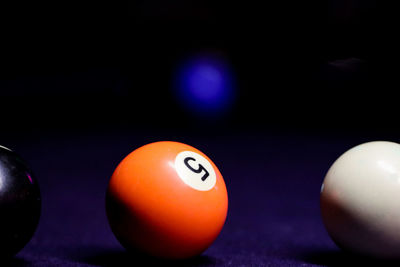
[0,146,41,256]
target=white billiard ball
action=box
[321,141,400,259]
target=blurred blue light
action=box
[174,55,236,118]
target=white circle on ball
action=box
[175,151,216,191]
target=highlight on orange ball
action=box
[106,141,228,259]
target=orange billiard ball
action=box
[106,141,228,259]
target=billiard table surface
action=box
[2,128,399,267]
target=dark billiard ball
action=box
[0,145,41,257]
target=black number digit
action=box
[184,157,209,181]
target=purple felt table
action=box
[3,129,397,266]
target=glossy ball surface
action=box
[321,141,400,259]
[0,145,41,256]
[106,141,228,259]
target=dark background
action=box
[1,0,395,134]
[2,1,400,266]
